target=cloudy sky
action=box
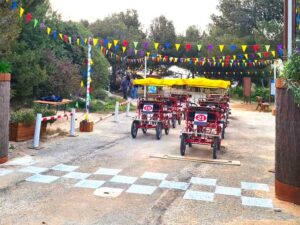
[50,0,219,34]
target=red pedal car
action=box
[131,100,171,140]
[180,106,223,159]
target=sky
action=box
[50,0,219,35]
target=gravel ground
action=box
[0,101,299,225]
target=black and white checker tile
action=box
[0,164,274,209]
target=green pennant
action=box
[34,19,38,28]
[197,44,202,51]
[75,101,79,108]
[134,49,138,55]
[265,45,270,52]
[68,37,71,44]
[257,52,262,58]
[133,42,138,49]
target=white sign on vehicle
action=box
[194,112,208,126]
[143,104,154,113]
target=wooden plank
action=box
[150,154,241,166]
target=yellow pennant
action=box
[84,114,89,121]
[175,44,181,51]
[154,42,159,50]
[20,7,25,17]
[122,46,127,53]
[100,46,103,52]
[47,27,51,35]
[77,38,80,45]
[241,45,247,52]
[108,42,112,49]
[271,51,276,57]
[59,33,63,40]
[89,78,92,83]
[113,40,119,46]
[222,62,224,67]
[219,45,225,52]
[84,38,88,45]
[233,55,236,60]
[174,58,178,63]
[244,54,248,59]
[147,52,150,57]
[93,38,98,46]
[80,81,84,88]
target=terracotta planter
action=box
[9,122,47,142]
[276,78,287,89]
[80,121,94,132]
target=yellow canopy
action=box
[133,78,231,89]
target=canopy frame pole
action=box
[144,56,147,98]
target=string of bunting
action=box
[8,0,284,59]
[7,0,279,72]
[200,70,274,76]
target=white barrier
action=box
[114,101,119,122]
[32,109,76,149]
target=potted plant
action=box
[281,52,300,105]
[9,108,56,142]
[9,110,36,142]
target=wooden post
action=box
[0,73,11,164]
[275,88,300,205]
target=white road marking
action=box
[184,190,215,202]
[241,182,270,192]
[190,177,217,186]
[215,186,241,197]
[63,172,91,180]
[126,184,157,195]
[241,196,273,208]
[159,180,190,191]
[141,172,168,180]
[110,175,138,184]
[94,168,122,176]
[19,166,49,174]
[26,174,59,184]
[74,180,105,189]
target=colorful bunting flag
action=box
[197,44,202,51]
[34,19,38,28]
[154,42,159,50]
[113,40,119,46]
[186,43,191,52]
[219,45,224,52]
[93,38,98,46]
[230,45,237,51]
[241,45,247,52]
[133,42,138,49]
[175,44,181,51]
[25,13,32,24]
[122,46,127,53]
[108,42,112,49]
[47,27,51,35]
[19,7,24,17]
[265,45,270,52]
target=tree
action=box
[149,15,176,45]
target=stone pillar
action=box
[0,73,11,164]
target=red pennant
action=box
[25,13,32,24]
[253,44,259,52]
[263,52,269,58]
[64,35,68,43]
[186,43,191,52]
[123,40,129,47]
[88,87,93,93]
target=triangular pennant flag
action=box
[186,43,191,52]
[147,52,151,57]
[244,54,248,59]
[230,45,237,51]
[242,45,247,52]
[80,81,84,88]
[197,44,202,51]
[47,27,51,35]
[133,42,138,49]
[53,31,57,40]
[257,52,262,58]
[25,13,32,24]
[219,45,225,52]
[253,44,259,52]
[271,51,276,57]
[134,49,138,55]
[233,55,236,60]
[84,38,88,45]
[59,33,63,40]
[175,44,181,51]
[122,46,127,53]
[115,45,119,52]
[165,42,171,49]
[77,38,80,45]
[123,40,129,47]
[34,19,38,28]
[19,7,24,17]
[68,37,72,44]
[154,42,159,50]
[108,42,112,49]
[113,40,119,46]
[90,59,94,65]
[93,38,98,46]
[11,1,17,11]
[265,45,270,52]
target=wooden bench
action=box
[256,96,270,112]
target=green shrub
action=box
[89,100,104,112]
[282,52,300,81]
[0,60,11,73]
[252,87,270,101]
[33,105,56,124]
[10,110,35,125]
[232,85,243,98]
[93,88,108,100]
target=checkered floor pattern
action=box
[0,164,273,209]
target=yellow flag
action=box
[233,55,236,60]
[174,58,178,63]
[77,38,80,45]
[244,54,248,59]
[20,7,25,17]
[114,40,119,46]
[222,62,224,67]
[147,52,150,57]
[242,45,247,52]
[122,46,127,53]
[84,38,88,45]
[89,78,92,83]
[47,27,51,35]
[219,45,225,52]
[271,51,276,57]
[108,42,112,49]
[90,59,94,65]
[93,38,98,46]
[84,114,89,121]
[59,33,63,40]
[154,42,159,50]
[175,44,181,51]
[80,81,84,88]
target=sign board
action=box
[148,86,157,94]
[271,79,275,96]
[194,112,208,126]
[143,104,154,113]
